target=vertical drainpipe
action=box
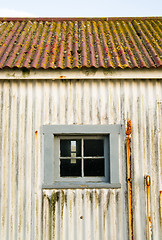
[145,175,152,239]
[126,120,134,240]
[160,191,162,235]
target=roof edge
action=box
[0,68,162,80]
[0,16,162,22]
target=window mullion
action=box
[82,138,84,177]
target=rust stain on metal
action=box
[126,120,131,136]
[146,175,151,186]
[35,130,38,138]
[145,175,152,240]
[59,76,66,79]
[35,130,38,142]
[126,120,133,240]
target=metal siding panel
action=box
[25,81,33,240]
[0,81,10,240]
[0,78,161,239]
[17,81,26,240]
[9,81,17,240]
[43,189,125,240]
[157,100,162,187]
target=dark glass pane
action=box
[60,139,81,157]
[84,139,104,157]
[60,159,81,176]
[84,158,104,176]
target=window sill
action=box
[42,182,121,189]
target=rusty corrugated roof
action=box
[0,17,161,69]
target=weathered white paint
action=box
[0,68,162,80]
[0,76,161,240]
[43,189,124,240]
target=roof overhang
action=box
[0,68,162,80]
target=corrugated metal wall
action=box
[0,78,161,240]
[43,189,125,240]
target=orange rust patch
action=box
[160,191,162,199]
[126,120,131,135]
[145,175,152,239]
[35,130,38,135]
[126,119,133,240]
[59,76,66,79]
[146,175,151,186]
[148,216,151,222]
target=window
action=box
[58,136,108,181]
[43,125,121,188]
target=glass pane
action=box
[60,139,81,157]
[84,139,104,157]
[84,158,104,176]
[60,159,81,177]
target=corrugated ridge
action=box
[0,18,161,69]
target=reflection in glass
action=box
[60,139,81,157]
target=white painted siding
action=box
[43,189,124,240]
[0,78,161,240]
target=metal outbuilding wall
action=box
[0,77,161,240]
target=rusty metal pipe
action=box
[145,175,152,240]
[159,191,162,237]
[126,120,133,240]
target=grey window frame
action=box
[42,125,121,189]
